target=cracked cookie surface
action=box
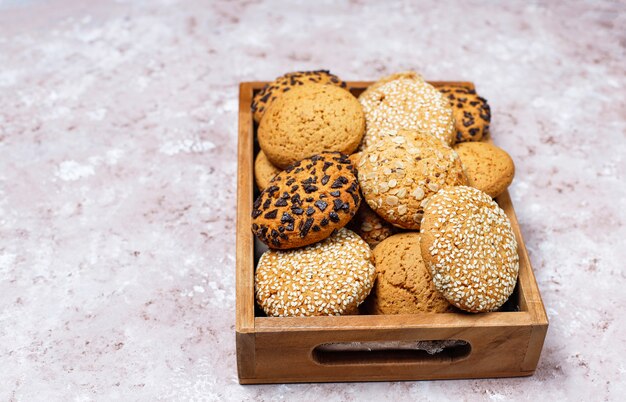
[365,233,452,314]
[258,83,364,169]
[252,70,347,123]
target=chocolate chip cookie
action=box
[251,152,361,249]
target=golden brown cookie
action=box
[252,70,348,123]
[453,142,515,198]
[251,153,360,249]
[255,228,375,317]
[420,186,519,313]
[365,233,452,314]
[347,203,398,248]
[254,150,282,191]
[357,129,468,230]
[358,72,455,148]
[438,85,491,142]
[258,83,365,169]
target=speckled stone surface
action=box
[1,0,624,400]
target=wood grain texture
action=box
[236,81,548,384]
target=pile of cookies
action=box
[251,70,519,317]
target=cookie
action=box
[252,70,348,123]
[453,142,515,198]
[251,152,361,249]
[358,72,455,149]
[438,85,491,142]
[258,83,365,169]
[420,186,519,313]
[365,233,452,314]
[347,203,398,248]
[255,228,376,317]
[254,150,282,191]
[357,129,468,229]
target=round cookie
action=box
[255,228,376,317]
[357,129,468,230]
[365,233,452,314]
[254,150,282,191]
[347,203,398,248]
[358,72,455,149]
[252,70,348,123]
[420,186,519,313]
[453,142,515,198]
[258,83,365,169]
[438,85,491,142]
[251,152,361,249]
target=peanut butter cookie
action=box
[254,150,282,191]
[365,233,452,314]
[252,70,347,123]
[258,83,365,169]
[454,142,515,198]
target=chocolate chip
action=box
[350,192,360,205]
[299,218,314,237]
[331,176,348,188]
[263,199,271,209]
[278,226,285,233]
[291,207,304,215]
[321,175,330,185]
[266,185,279,196]
[306,207,315,216]
[271,229,279,238]
[252,223,258,230]
[333,199,345,211]
[281,212,295,224]
[322,162,333,172]
[303,184,318,193]
[285,222,294,231]
[252,209,262,218]
[312,225,321,232]
[286,178,295,186]
[274,199,288,207]
[271,239,281,247]
[264,209,278,219]
[305,197,314,202]
[315,200,328,211]
[290,185,299,193]
[320,218,329,226]
[253,197,262,209]
[329,212,340,222]
[330,191,340,197]
[279,233,288,240]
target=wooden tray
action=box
[236,81,548,384]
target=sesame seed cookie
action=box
[420,186,519,313]
[255,228,376,317]
[347,202,398,248]
[365,233,452,314]
[251,153,360,249]
[358,72,455,149]
[258,83,365,169]
[357,129,468,230]
[453,142,515,198]
[254,150,282,191]
[251,70,348,123]
[438,85,491,142]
